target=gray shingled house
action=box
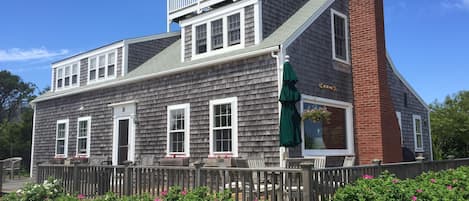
[30,0,432,176]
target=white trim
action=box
[181,26,186,63]
[55,119,69,158]
[283,0,335,48]
[122,45,127,77]
[76,116,92,158]
[53,42,124,68]
[29,106,37,177]
[427,111,434,160]
[386,53,430,110]
[32,46,279,104]
[87,49,118,84]
[108,100,138,107]
[111,103,136,165]
[179,0,258,26]
[253,1,262,44]
[396,111,403,146]
[209,97,238,157]
[413,114,424,152]
[330,9,350,64]
[125,32,181,44]
[191,9,245,60]
[300,95,354,156]
[166,103,191,157]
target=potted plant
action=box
[49,156,65,164]
[302,106,331,122]
[70,155,89,164]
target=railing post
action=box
[123,161,133,196]
[72,161,81,194]
[194,161,204,188]
[371,159,382,176]
[300,162,314,201]
[416,155,425,174]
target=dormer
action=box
[168,0,262,62]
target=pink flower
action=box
[392,179,399,184]
[447,185,453,190]
[154,198,162,201]
[362,174,374,179]
[412,195,417,201]
[77,194,85,199]
[161,190,168,196]
[181,190,187,195]
[430,178,436,183]
[416,189,423,193]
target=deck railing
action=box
[36,158,469,201]
[168,0,199,13]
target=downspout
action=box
[29,103,36,178]
[272,44,287,167]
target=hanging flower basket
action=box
[302,107,331,122]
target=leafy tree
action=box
[430,91,469,159]
[0,70,36,122]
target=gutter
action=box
[32,45,280,104]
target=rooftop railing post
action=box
[194,161,205,188]
[300,162,314,201]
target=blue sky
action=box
[0,0,468,103]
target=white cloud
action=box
[441,0,469,10]
[0,48,69,62]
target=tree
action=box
[430,91,469,160]
[0,70,36,122]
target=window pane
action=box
[79,120,88,137]
[57,123,66,138]
[64,66,70,76]
[214,104,231,128]
[64,77,70,87]
[57,140,65,154]
[416,134,422,148]
[98,55,105,67]
[98,67,105,78]
[89,70,96,80]
[170,132,185,152]
[78,138,87,154]
[108,65,115,76]
[215,129,231,152]
[228,13,241,46]
[211,19,223,50]
[90,58,97,69]
[303,103,347,150]
[196,24,207,54]
[57,79,63,88]
[108,52,115,65]
[415,119,422,133]
[72,75,78,85]
[334,14,346,60]
[170,109,185,131]
[72,64,78,74]
[57,68,63,78]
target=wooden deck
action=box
[1,177,32,194]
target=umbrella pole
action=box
[280,146,288,168]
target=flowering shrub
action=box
[3,178,64,201]
[334,166,469,201]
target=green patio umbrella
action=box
[279,60,302,147]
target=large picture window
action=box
[76,117,91,157]
[167,104,190,157]
[56,119,69,157]
[209,97,238,157]
[301,96,354,156]
[331,9,350,64]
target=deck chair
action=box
[2,157,22,179]
[343,156,355,167]
[284,156,327,200]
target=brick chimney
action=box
[349,0,403,164]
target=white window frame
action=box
[76,116,91,157]
[331,9,350,64]
[396,112,403,145]
[209,97,238,157]
[55,119,69,158]
[300,95,354,156]
[413,114,424,152]
[55,62,80,91]
[166,103,190,157]
[88,50,117,84]
[191,9,245,60]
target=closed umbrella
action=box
[279,61,302,147]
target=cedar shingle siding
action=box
[32,55,279,175]
[262,0,309,39]
[127,36,180,73]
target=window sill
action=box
[332,57,351,65]
[415,149,424,153]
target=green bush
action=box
[2,178,64,201]
[334,166,469,201]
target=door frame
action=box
[110,101,136,166]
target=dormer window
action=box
[189,9,245,60]
[88,50,117,83]
[55,62,79,90]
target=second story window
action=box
[228,13,241,46]
[196,24,207,54]
[55,62,79,90]
[331,9,349,64]
[88,50,117,83]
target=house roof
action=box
[31,0,331,103]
